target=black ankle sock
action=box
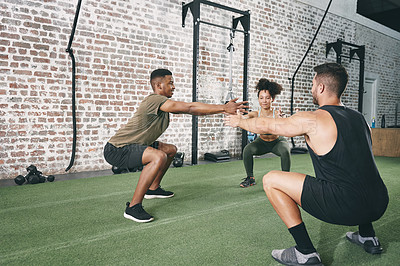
[359,223,375,237]
[288,222,316,254]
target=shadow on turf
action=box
[378,210,400,252]
[316,222,345,265]
[315,213,399,265]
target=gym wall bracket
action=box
[326,39,366,112]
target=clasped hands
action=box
[223,98,248,128]
[224,109,246,128]
[224,103,285,128]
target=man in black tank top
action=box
[225,63,388,266]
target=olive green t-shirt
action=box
[108,94,169,147]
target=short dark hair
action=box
[256,78,283,99]
[150,69,172,90]
[313,63,348,97]
[150,69,172,82]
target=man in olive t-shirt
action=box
[104,69,247,223]
[108,94,170,147]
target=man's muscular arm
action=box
[160,98,248,115]
[224,111,317,138]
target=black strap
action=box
[65,0,83,172]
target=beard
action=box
[312,90,318,105]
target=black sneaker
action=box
[124,202,154,223]
[144,186,174,199]
[346,231,383,254]
[240,177,256,188]
[271,246,323,266]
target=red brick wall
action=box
[1,0,399,179]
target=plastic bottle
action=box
[248,132,256,143]
[381,115,385,128]
[371,117,376,128]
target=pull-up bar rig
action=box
[326,38,365,112]
[182,0,250,165]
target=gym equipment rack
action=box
[326,39,365,112]
[182,0,250,164]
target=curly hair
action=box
[256,78,283,99]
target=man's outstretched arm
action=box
[224,111,317,138]
[160,98,248,115]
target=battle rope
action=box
[65,0,82,171]
[289,0,333,150]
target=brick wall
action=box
[1,0,399,179]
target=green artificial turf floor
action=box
[1,154,399,265]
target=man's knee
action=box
[164,144,177,158]
[145,148,168,166]
[169,144,177,157]
[262,170,282,192]
[155,150,168,165]
[159,142,177,157]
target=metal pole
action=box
[336,39,342,65]
[358,54,365,112]
[200,20,247,34]
[191,0,200,165]
[241,18,250,157]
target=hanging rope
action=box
[65,0,82,172]
[225,30,235,103]
[289,0,333,151]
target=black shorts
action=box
[103,142,159,170]
[301,175,388,226]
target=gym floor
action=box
[1,154,399,265]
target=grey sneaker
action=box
[271,246,323,266]
[346,231,383,254]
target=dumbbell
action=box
[112,165,144,174]
[14,175,26,185]
[111,166,129,174]
[14,172,55,185]
[47,175,55,182]
[26,174,40,184]
[14,174,40,185]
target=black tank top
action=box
[306,105,387,195]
